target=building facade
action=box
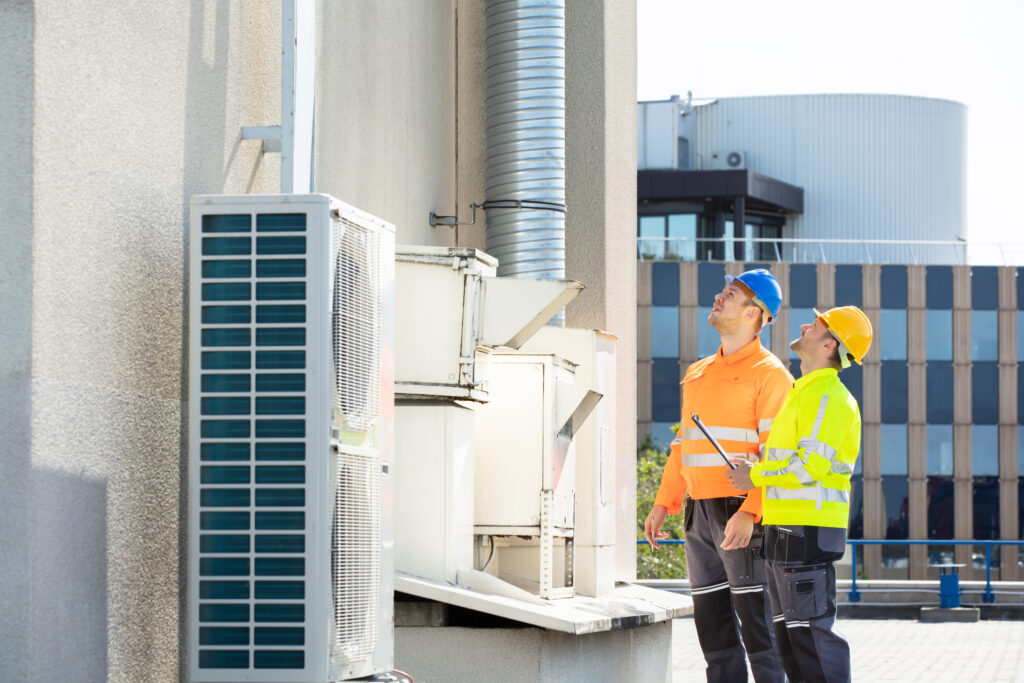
[638,94,967,264]
[638,260,1024,582]
[0,2,643,681]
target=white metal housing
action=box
[187,194,394,682]
[393,246,583,401]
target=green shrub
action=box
[636,428,687,580]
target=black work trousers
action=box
[763,524,851,683]
[685,497,785,683]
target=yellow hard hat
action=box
[813,306,873,366]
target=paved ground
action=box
[671,616,1024,681]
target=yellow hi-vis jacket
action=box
[749,367,861,529]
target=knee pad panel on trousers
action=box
[691,584,739,654]
[731,587,774,655]
[779,565,833,622]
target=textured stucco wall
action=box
[5,1,279,680]
[0,5,34,681]
[316,0,459,248]
[565,0,638,582]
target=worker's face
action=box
[709,282,759,333]
[790,316,834,358]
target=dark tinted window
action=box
[698,263,725,307]
[972,362,999,425]
[789,264,817,307]
[971,266,998,310]
[927,477,955,539]
[881,361,908,423]
[880,265,908,309]
[835,265,862,307]
[651,358,680,422]
[842,364,863,408]
[652,262,680,307]
[927,266,953,309]
[973,478,1000,540]
[927,363,955,424]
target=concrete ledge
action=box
[920,607,980,623]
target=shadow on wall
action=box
[30,466,108,681]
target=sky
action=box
[637,0,1024,246]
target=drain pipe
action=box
[484,0,567,292]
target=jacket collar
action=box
[714,337,763,366]
[793,366,838,390]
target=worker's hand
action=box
[724,459,754,491]
[644,505,671,550]
[720,510,754,550]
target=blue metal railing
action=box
[846,539,1024,604]
[637,538,1024,604]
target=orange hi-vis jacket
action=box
[655,337,794,522]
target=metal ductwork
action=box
[484,0,566,284]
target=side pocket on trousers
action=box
[683,496,695,533]
[783,567,826,621]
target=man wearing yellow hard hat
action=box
[726,306,872,683]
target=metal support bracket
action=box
[429,203,483,228]
[241,126,282,153]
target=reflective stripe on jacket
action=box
[750,367,861,529]
[654,337,793,522]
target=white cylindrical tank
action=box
[691,94,967,263]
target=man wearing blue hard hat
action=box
[645,268,792,682]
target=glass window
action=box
[972,362,999,425]
[926,310,953,361]
[927,424,954,476]
[972,310,998,361]
[881,361,908,423]
[972,425,999,476]
[697,307,718,358]
[880,425,908,476]
[651,307,680,358]
[652,262,679,306]
[882,477,909,540]
[638,216,665,260]
[789,307,815,359]
[971,266,998,310]
[651,358,680,422]
[848,474,863,539]
[973,478,1000,540]
[666,214,697,262]
[879,309,907,361]
[842,363,863,408]
[1018,311,1024,361]
[789,265,818,308]
[927,477,955,539]
[1019,426,1024,475]
[1019,364,1024,424]
[698,263,725,306]
[722,220,736,263]
[835,265,862,307]
[927,363,955,424]
[927,266,953,309]
[880,265,908,309]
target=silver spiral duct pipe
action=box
[484,0,566,282]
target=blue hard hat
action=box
[724,269,781,324]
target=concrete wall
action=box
[1,0,641,680]
[396,621,673,683]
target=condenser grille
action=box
[332,220,382,432]
[331,449,381,664]
[195,211,310,673]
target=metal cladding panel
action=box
[691,94,967,264]
[188,194,394,682]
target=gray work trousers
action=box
[764,525,851,683]
[685,498,785,683]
